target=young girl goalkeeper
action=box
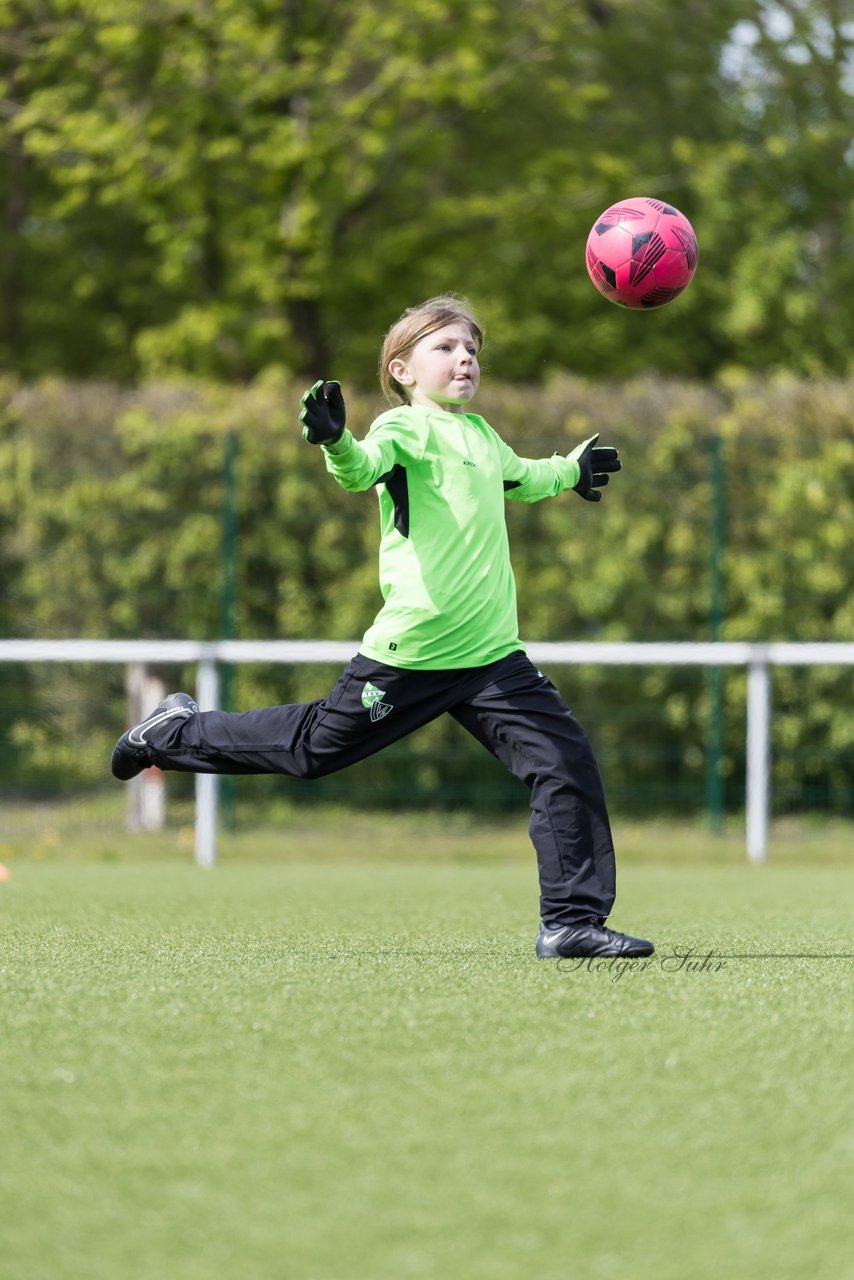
[112,295,653,960]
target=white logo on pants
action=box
[361,681,394,723]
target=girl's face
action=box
[388,322,481,414]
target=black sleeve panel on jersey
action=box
[376,465,410,539]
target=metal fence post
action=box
[125,663,166,833]
[195,651,220,869]
[705,431,726,832]
[746,655,771,863]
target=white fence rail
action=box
[2,639,853,866]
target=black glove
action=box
[567,433,621,502]
[300,380,347,447]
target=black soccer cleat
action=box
[536,920,654,959]
[111,692,198,781]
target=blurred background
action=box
[1,0,852,847]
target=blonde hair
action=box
[379,294,485,405]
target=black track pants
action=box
[147,650,616,926]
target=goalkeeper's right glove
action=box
[300,380,348,449]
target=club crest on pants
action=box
[361,681,393,723]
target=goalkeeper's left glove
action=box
[567,433,621,502]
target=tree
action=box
[691,0,854,374]
[0,0,850,382]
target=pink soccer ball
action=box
[585,197,698,309]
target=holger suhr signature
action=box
[557,948,728,982]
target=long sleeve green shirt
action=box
[324,404,580,669]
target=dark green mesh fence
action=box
[2,658,852,842]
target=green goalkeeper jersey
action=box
[324,405,580,669]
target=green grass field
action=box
[1,803,853,1280]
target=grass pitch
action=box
[1,813,852,1280]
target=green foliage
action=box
[1,4,850,813]
[1,374,852,814]
[0,1,851,381]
